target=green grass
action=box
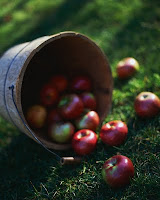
[0,0,160,199]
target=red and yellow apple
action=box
[58,94,84,120]
[48,122,75,143]
[100,120,128,146]
[70,75,92,92]
[26,105,47,129]
[134,92,160,118]
[49,74,68,92]
[117,57,139,79]
[80,92,97,110]
[40,84,59,107]
[72,129,97,155]
[76,111,100,131]
[102,155,134,188]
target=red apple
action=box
[100,120,128,146]
[47,109,62,124]
[40,84,59,107]
[58,94,84,120]
[70,75,92,92]
[26,105,47,129]
[48,122,75,143]
[117,57,139,79]
[80,92,97,110]
[76,111,100,131]
[102,155,134,188]
[72,129,97,155]
[49,74,68,92]
[134,92,160,118]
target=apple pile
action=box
[25,57,160,189]
[26,74,99,155]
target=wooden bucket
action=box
[0,31,113,151]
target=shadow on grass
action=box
[0,0,91,56]
[9,0,91,48]
[105,0,160,64]
[113,77,131,90]
[0,131,83,199]
[105,0,160,94]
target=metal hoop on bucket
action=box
[9,85,82,165]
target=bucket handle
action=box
[9,85,82,165]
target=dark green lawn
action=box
[0,0,160,199]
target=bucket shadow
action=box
[0,130,83,199]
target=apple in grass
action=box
[49,74,68,92]
[100,120,128,146]
[102,155,134,188]
[58,94,84,120]
[117,57,139,79]
[26,105,47,129]
[48,122,75,143]
[76,111,100,131]
[72,129,98,155]
[80,92,97,110]
[70,75,92,92]
[40,84,59,107]
[134,92,160,118]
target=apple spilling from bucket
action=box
[26,74,99,155]
[25,57,160,188]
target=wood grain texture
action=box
[0,32,113,150]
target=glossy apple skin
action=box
[49,75,68,92]
[117,57,139,79]
[58,94,84,120]
[80,92,97,110]
[76,111,100,131]
[70,75,92,92]
[134,92,160,118]
[40,84,59,107]
[102,155,134,188]
[48,122,75,143]
[26,105,47,129]
[72,129,97,155]
[100,120,128,146]
[47,109,62,124]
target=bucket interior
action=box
[21,34,112,148]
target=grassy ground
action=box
[0,0,160,199]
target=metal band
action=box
[9,85,61,161]
[4,42,31,126]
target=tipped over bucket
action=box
[0,31,113,150]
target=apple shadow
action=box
[113,76,132,90]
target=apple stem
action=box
[81,132,87,137]
[143,95,148,99]
[58,97,69,107]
